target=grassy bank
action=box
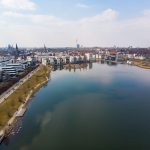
[133,60,150,69]
[0,66,38,95]
[0,65,51,130]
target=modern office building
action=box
[0,66,18,76]
[6,64,23,72]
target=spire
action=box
[16,43,18,51]
[15,43,19,58]
[44,44,47,52]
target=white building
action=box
[42,58,48,66]
[70,56,75,63]
[96,54,100,59]
[1,66,18,76]
[49,57,54,65]
[85,53,90,61]
[134,55,145,60]
[6,63,23,72]
[80,56,85,62]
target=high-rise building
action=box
[77,44,80,49]
[15,44,20,58]
[7,44,14,51]
[76,40,80,49]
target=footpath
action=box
[0,66,41,104]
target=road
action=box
[0,65,41,104]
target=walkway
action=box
[0,65,41,104]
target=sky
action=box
[0,0,150,47]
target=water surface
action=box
[1,63,150,150]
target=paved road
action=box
[0,65,41,104]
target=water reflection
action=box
[53,65,64,71]
[89,63,93,69]
[52,60,117,72]
[36,112,52,131]
[1,62,150,150]
[106,61,117,66]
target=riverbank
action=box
[0,66,40,104]
[0,66,38,95]
[120,60,150,69]
[0,65,51,138]
[132,60,150,69]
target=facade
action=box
[42,58,48,66]
[0,69,2,81]
[1,66,18,76]
[6,64,23,72]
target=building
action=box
[6,63,23,72]
[1,66,18,76]
[42,58,48,66]
[0,69,2,81]
[77,44,80,49]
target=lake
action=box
[1,62,150,150]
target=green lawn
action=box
[133,60,150,69]
[0,65,51,129]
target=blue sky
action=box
[35,0,150,19]
[0,0,150,47]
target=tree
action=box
[7,111,13,118]
[18,96,24,103]
[36,76,39,83]
[27,83,31,89]
[24,90,27,96]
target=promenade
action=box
[0,65,41,104]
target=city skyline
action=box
[0,0,150,47]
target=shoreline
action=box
[133,64,150,70]
[134,65,150,69]
[0,65,40,104]
[126,60,150,70]
[0,65,51,141]
[64,61,150,70]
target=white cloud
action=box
[77,3,91,8]
[2,9,118,26]
[143,9,150,16]
[0,9,150,47]
[3,11,26,18]
[2,11,65,26]
[80,9,118,22]
[0,0,36,10]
